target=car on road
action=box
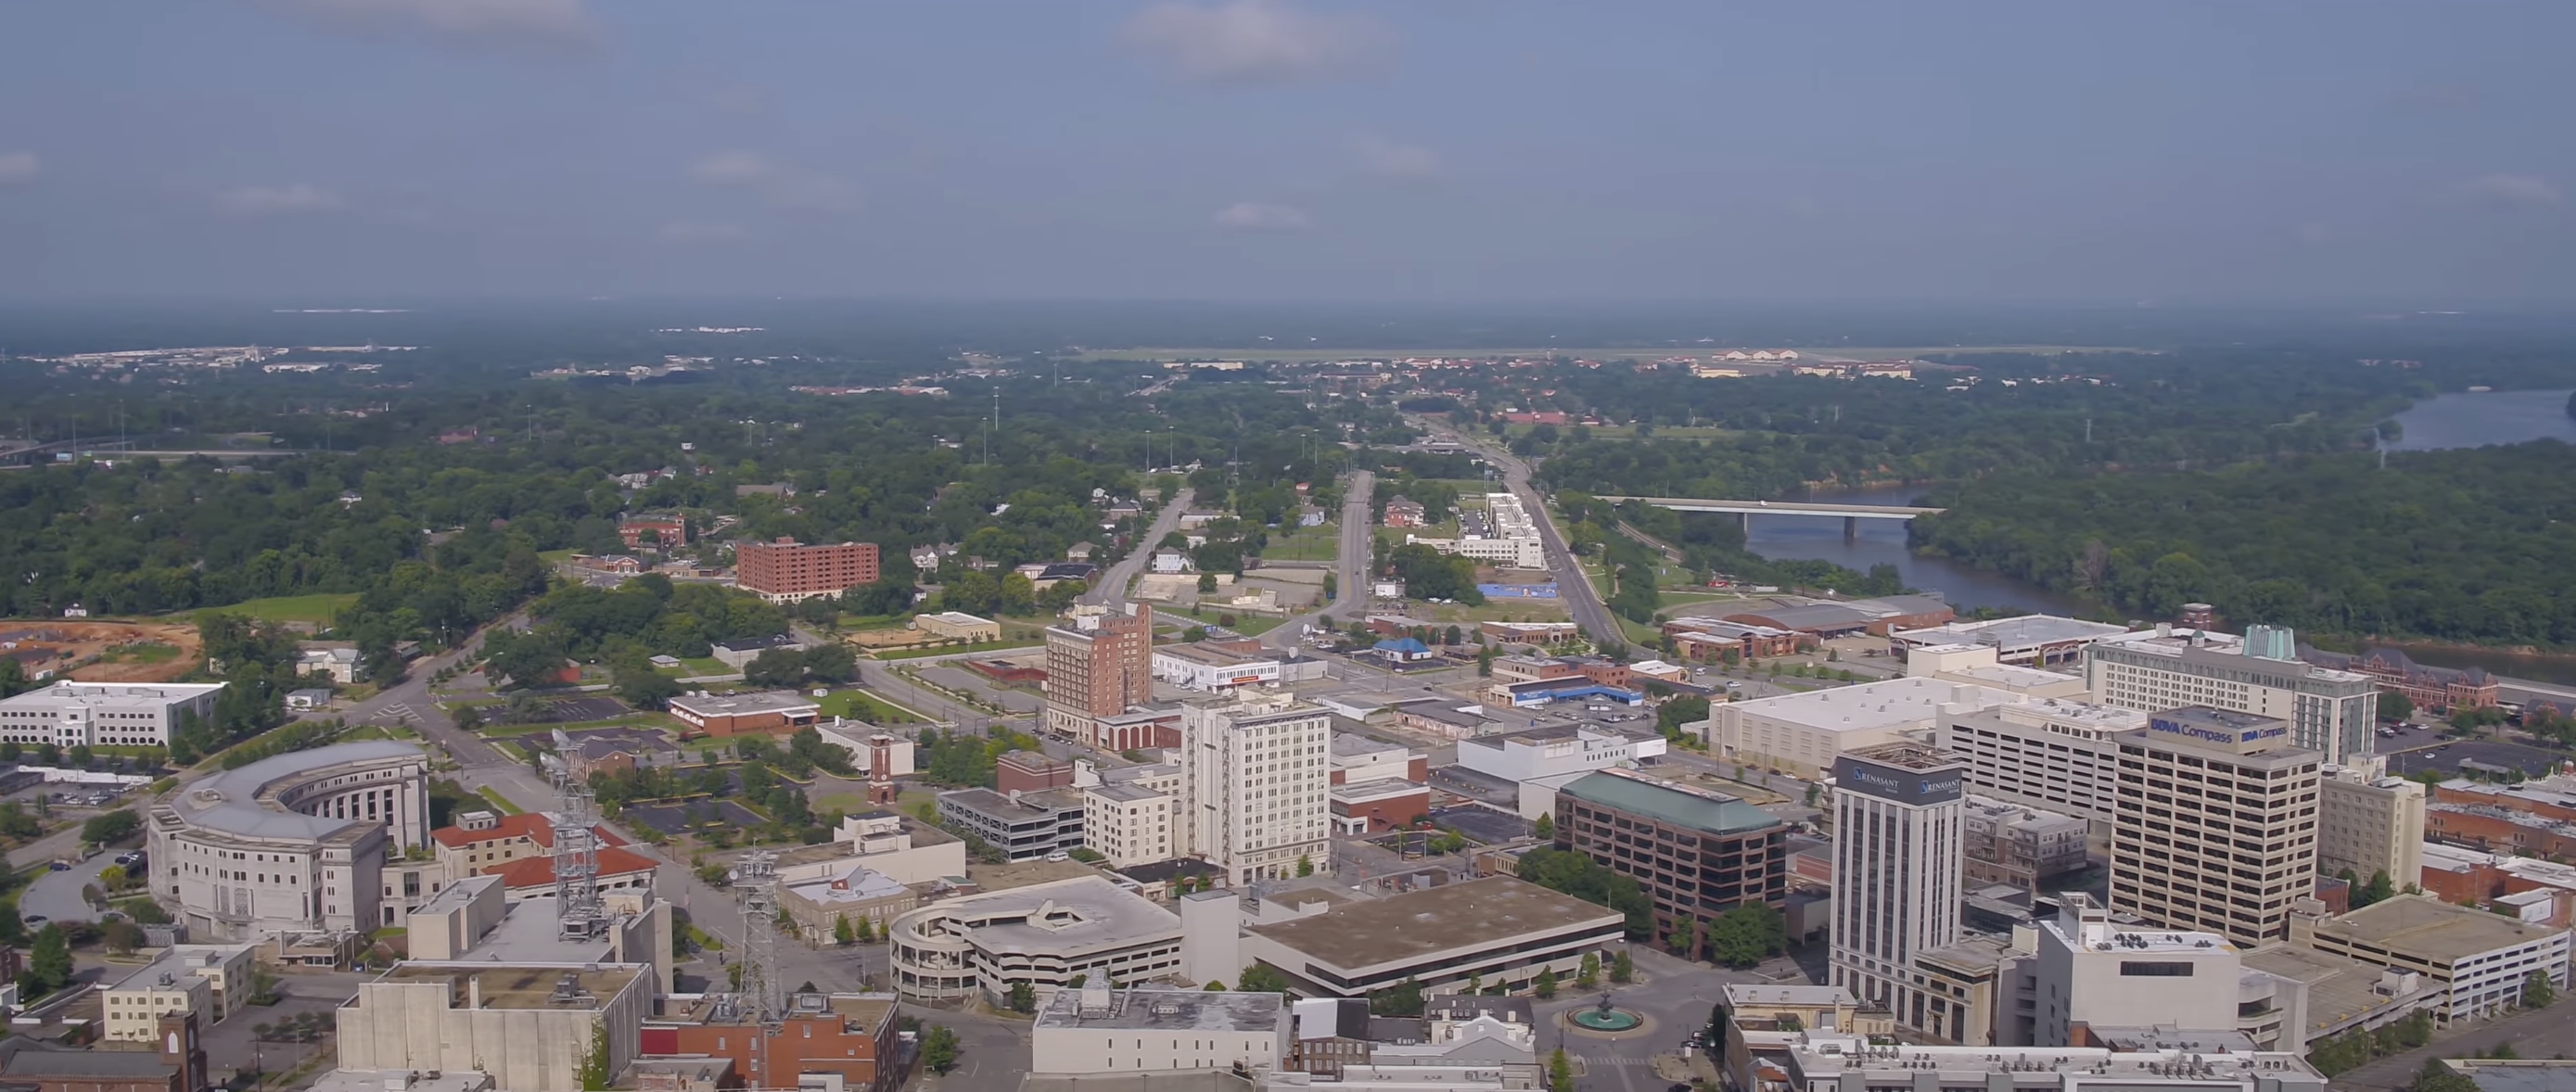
[46,862,69,871]
[22,915,45,925]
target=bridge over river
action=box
[1594,495,1946,540]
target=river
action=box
[2387,388,2576,451]
[1741,485,2093,616]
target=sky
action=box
[1,1,2572,305]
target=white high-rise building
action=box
[2082,624,2378,766]
[2032,893,2241,1048]
[1180,693,1333,884]
[1830,743,1969,1040]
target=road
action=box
[1086,487,1195,608]
[22,851,121,924]
[2328,1002,2576,1090]
[1261,469,1371,650]
[1435,425,1624,647]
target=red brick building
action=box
[2301,647,2500,713]
[643,995,899,1092]
[734,538,882,603]
[620,515,690,550]
[669,691,823,737]
[0,1012,205,1092]
[1041,605,1154,743]
[996,750,1078,794]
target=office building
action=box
[1180,693,1333,884]
[1961,796,2090,890]
[2108,707,2323,948]
[937,787,1085,861]
[1830,743,1968,1038]
[1084,764,1182,868]
[1045,604,1156,743]
[1032,986,1292,1075]
[147,741,431,940]
[666,690,821,736]
[2293,895,2572,1022]
[1404,493,1545,569]
[2030,894,2239,1048]
[888,876,1184,1003]
[338,963,657,1092]
[0,1012,207,1092]
[1707,677,2015,779]
[0,680,226,748]
[1237,877,1625,998]
[1153,642,1285,693]
[2318,765,2426,889]
[2084,624,2378,765]
[643,992,900,1092]
[1778,1033,2325,1092]
[1553,769,1786,939]
[99,944,258,1043]
[1936,699,2145,844]
[733,537,881,603]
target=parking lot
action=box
[547,696,632,722]
[1426,804,1533,845]
[2385,738,2573,779]
[622,798,766,836]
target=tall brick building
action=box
[734,538,881,603]
[1042,604,1154,743]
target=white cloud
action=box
[690,151,858,214]
[690,150,778,185]
[1213,201,1309,230]
[1124,0,1382,84]
[1355,136,1438,180]
[657,221,750,245]
[216,184,345,215]
[0,151,37,184]
[263,0,601,54]
[2459,173,2561,207]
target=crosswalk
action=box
[1575,1056,1661,1068]
[375,703,416,723]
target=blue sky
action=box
[1,1,2570,303]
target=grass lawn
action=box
[816,691,920,724]
[538,548,577,563]
[100,641,182,665]
[1165,608,1289,637]
[658,656,731,677]
[193,592,358,626]
[476,786,523,814]
[872,638,1040,661]
[1264,523,1341,562]
[489,740,527,761]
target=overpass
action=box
[1595,495,1946,541]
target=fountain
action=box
[1568,991,1642,1033]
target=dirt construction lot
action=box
[0,619,202,683]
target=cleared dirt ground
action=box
[0,619,203,683]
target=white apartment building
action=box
[1182,694,1333,883]
[1084,763,1183,869]
[100,943,259,1042]
[1031,986,1291,1075]
[2318,764,2426,890]
[1709,678,2015,780]
[1830,743,1969,1041]
[2083,624,2378,765]
[1454,724,1666,783]
[1935,698,2146,843]
[0,680,226,747]
[1405,492,1546,569]
[2031,894,2240,1048]
[2108,708,2323,948]
[1153,643,1284,693]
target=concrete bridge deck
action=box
[1596,495,1945,518]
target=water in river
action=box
[1740,485,2092,616]
[2387,388,2576,451]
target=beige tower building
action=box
[2109,707,2322,948]
[1180,693,1333,884]
[2317,763,2426,891]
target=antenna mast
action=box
[734,849,783,1023]
[545,756,609,941]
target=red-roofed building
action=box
[620,515,690,550]
[430,810,630,878]
[482,845,660,902]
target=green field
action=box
[1165,609,1289,636]
[193,593,359,625]
[1264,523,1341,562]
[817,690,922,724]
[871,638,1041,661]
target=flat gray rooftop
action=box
[1037,986,1286,1032]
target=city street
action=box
[1261,469,1371,650]
[1531,945,1827,1092]
[1087,487,1195,610]
[1430,425,1623,647]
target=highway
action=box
[1595,494,1944,518]
[1430,425,1626,647]
[1260,469,1371,650]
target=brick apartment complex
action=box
[2301,646,2500,713]
[1552,769,1787,939]
[1042,605,1154,743]
[734,538,882,603]
[2427,774,2576,860]
[619,515,689,550]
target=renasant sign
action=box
[1832,755,1964,804]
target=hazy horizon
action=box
[4,2,2572,304]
